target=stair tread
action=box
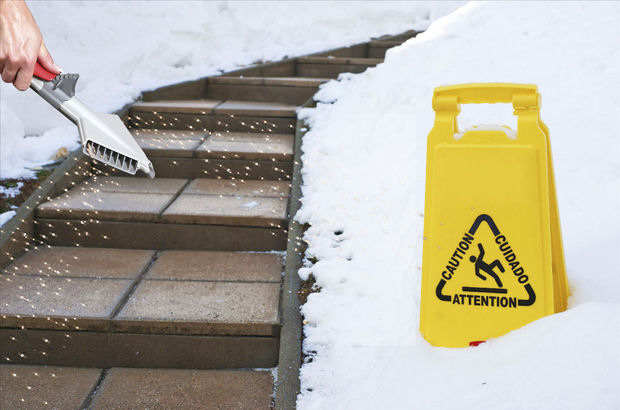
[131,99,296,117]
[211,76,329,86]
[368,39,404,47]
[131,99,221,113]
[183,178,290,197]
[297,56,383,65]
[36,178,289,227]
[214,100,297,116]
[0,274,133,331]
[131,129,294,161]
[161,179,290,228]
[2,246,155,279]
[0,366,273,409]
[37,190,177,222]
[146,250,282,282]
[115,280,280,335]
[0,365,102,409]
[90,368,273,409]
[197,131,294,160]
[1,247,283,335]
[131,129,207,158]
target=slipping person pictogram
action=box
[469,243,504,287]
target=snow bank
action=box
[0,0,459,179]
[0,210,17,227]
[297,2,620,409]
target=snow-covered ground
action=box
[0,0,458,180]
[297,2,620,409]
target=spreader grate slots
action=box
[85,140,138,174]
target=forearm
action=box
[0,0,59,90]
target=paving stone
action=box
[75,176,187,194]
[1,246,154,279]
[146,250,282,282]
[183,178,291,198]
[114,281,280,335]
[213,100,297,117]
[90,368,272,410]
[37,191,174,222]
[197,131,294,160]
[0,274,132,331]
[161,194,288,227]
[0,365,101,409]
[130,99,222,114]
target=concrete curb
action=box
[275,97,313,409]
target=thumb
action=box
[38,41,61,74]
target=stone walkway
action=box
[0,32,416,408]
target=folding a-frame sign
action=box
[420,83,568,347]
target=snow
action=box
[296,2,620,409]
[1,0,458,179]
[0,181,24,198]
[0,210,17,227]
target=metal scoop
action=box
[30,62,155,178]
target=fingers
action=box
[38,41,61,74]
[14,62,35,91]
[1,60,20,84]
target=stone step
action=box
[207,76,328,105]
[108,129,294,180]
[1,247,283,368]
[36,177,290,226]
[0,365,273,409]
[367,40,403,58]
[373,29,419,42]
[295,56,383,78]
[128,99,297,133]
[34,177,290,250]
[35,177,290,251]
[312,43,368,58]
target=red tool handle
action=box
[34,61,58,81]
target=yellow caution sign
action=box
[420,83,568,347]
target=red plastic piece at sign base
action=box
[33,61,57,81]
[469,341,486,347]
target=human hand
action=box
[0,0,60,90]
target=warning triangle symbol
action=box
[435,214,536,308]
